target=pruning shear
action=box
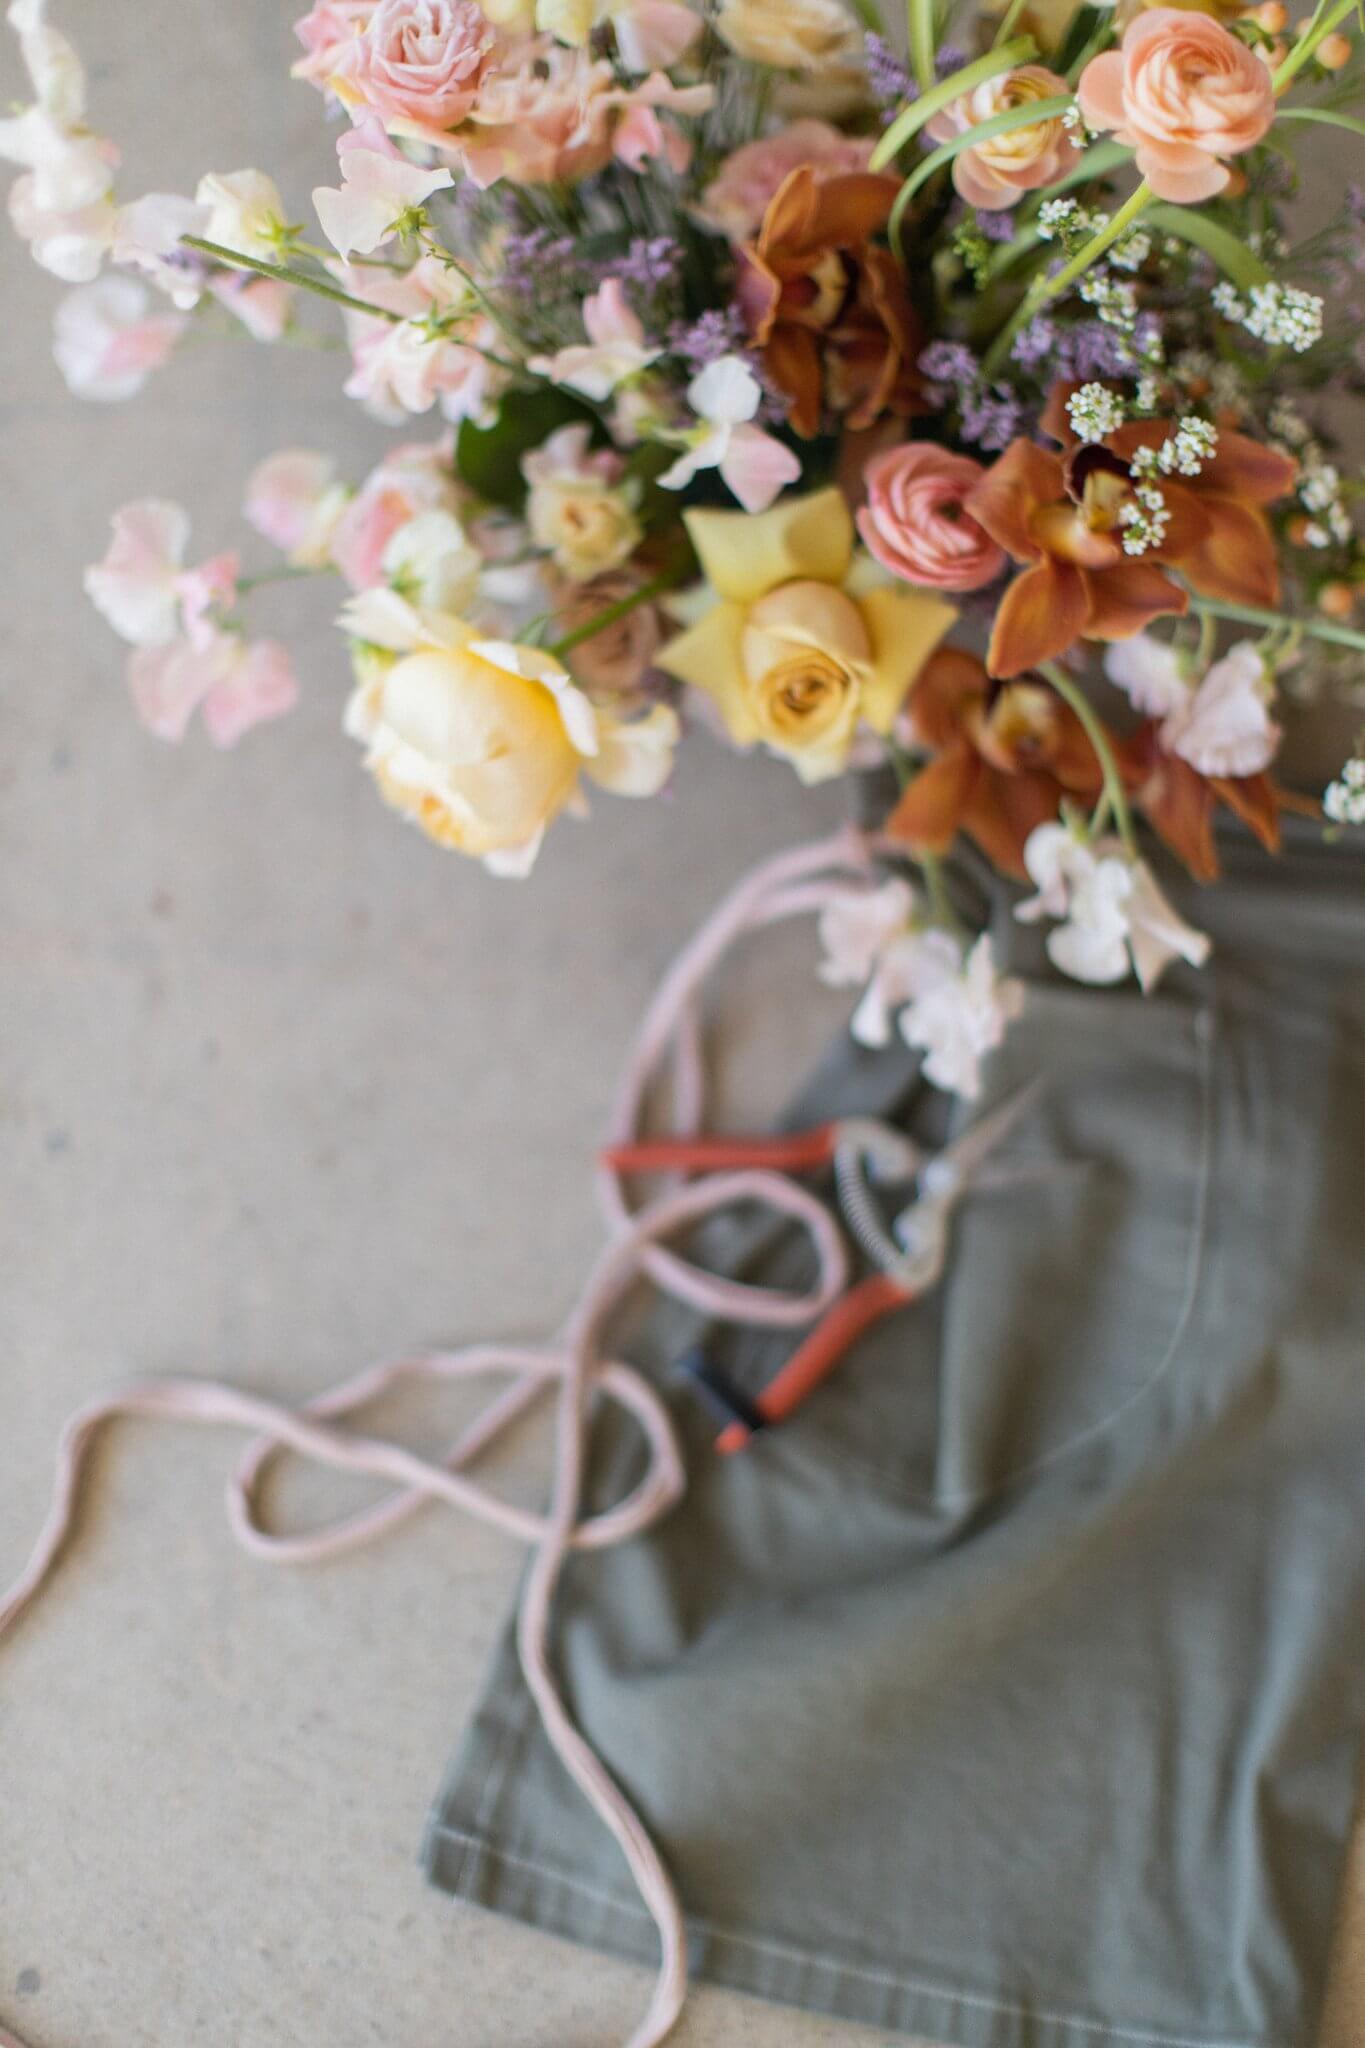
[602,1083,1040,1455]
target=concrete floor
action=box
[1,8,1361,2048]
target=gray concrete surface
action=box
[1,9,1361,2048]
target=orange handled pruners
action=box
[603,1086,1039,1454]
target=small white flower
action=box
[1324,756,1365,827]
[382,508,482,614]
[84,498,190,646]
[52,273,184,400]
[194,169,289,261]
[313,135,453,260]
[1066,381,1126,445]
[112,192,211,307]
[1105,634,1280,779]
[528,279,660,401]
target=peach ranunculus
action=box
[344,615,678,871]
[713,0,862,70]
[925,65,1076,211]
[696,121,874,240]
[1077,9,1275,204]
[857,444,1007,593]
[656,487,957,783]
[331,0,496,136]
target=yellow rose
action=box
[344,623,678,872]
[714,0,862,69]
[656,488,957,784]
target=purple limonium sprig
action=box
[669,306,746,366]
[864,33,913,112]
[1011,316,1058,371]
[961,384,1024,452]
[501,228,579,296]
[977,209,1016,244]
[604,236,681,292]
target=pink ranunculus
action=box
[333,0,494,132]
[925,64,1074,210]
[696,120,873,240]
[1078,9,1275,205]
[856,443,1007,593]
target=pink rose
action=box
[925,65,1074,210]
[553,570,664,700]
[696,120,873,239]
[1078,10,1275,204]
[293,1,374,87]
[856,444,1006,593]
[333,0,494,132]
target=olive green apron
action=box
[425,816,1365,2048]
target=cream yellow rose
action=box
[657,488,957,784]
[523,424,644,586]
[714,0,862,70]
[344,615,678,872]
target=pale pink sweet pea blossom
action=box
[1105,634,1281,779]
[245,450,349,565]
[456,45,711,189]
[7,171,114,280]
[313,121,454,258]
[657,355,800,514]
[696,121,874,240]
[1078,10,1274,205]
[112,193,210,307]
[176,553,241,651]
[342,256,507,421]
[128,632,299,748]
[54,275,184,400]
[925,65,1074,211]
[292,0,374,88]
[529,279,661,400]
[209,273,295,341]
[857,444,1007,593]
[328,433,465,586]
[84,499,191,646]
[332,0,494,134]
[1017,824,1211,991]
[818,876,925,1047]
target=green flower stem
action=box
[993,0,1032,43]
[238,563,334,594]
[1273,0,1360,91]
[546,565,688,660]
[907,0,937,91]
[182,236,404,321]
[981,177,1152,377]
[1040,660,1139,858]
[1189,597,1365,654]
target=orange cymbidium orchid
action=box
[1121,720,1283,882]
[964,390,1298,679]
[886,647,1108,878]
[735,165,922,440]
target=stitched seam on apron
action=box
[810,1000,1219,1513]
[429,1821,1268,2048]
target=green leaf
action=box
[871,36,1037,171]
[1274,105,1365,142]
[1144,203,1273,291]
[889,93,1075,256]
[455,386,598,510]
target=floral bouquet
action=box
[6,0,1365,1097]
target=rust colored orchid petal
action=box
[1146,480,1211,562]
[1082,558,1188,641]
[964,767,1062,880]
[972,679,1063,774]
[886,740,980,853]
[1210,770,1281,853]
[1034,500,1126,570]
[762,321,825,438]
[986,556,1089,677]
[1134,737,1220,882]
[904,647,989,750]
[965,438,1066,565]
[1200,430,1298,506]
[1174,496,1281,609]
[805,171,900,250]
[758,164,822,258]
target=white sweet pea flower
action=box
[382,508,483,614]
[657,354,800,514]
[1105,634,1281,779]
[0,0,115,217]
[243,449,349,566]
[7,171,114,279]
[312,127,454,259]
[528,279,660,401]
[1018,824,1210,992]
[112,193,210,307]
[818,877,924,1047]
[899,935,1025,1101]
[194,169,289,261]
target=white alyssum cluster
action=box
[1066,381,1126,443]
[1267,399,1356,551]
[1119,418,1218,557]
[1324,757,1365,827]
[1212,280,1324,354]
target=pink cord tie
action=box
[0,828,886,2048]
